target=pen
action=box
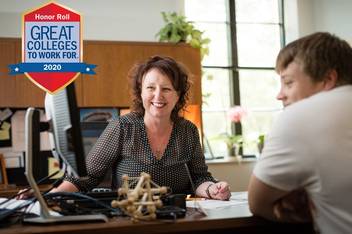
[186,194,206,201]
[186,197,206,201]
[184,163,196,194]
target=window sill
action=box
[206,156,257,165]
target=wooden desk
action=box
[0,184,51,198]
[0,196,314,234]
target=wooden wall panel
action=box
[13,40,46,107]
[0,39,17,106]
[81,41,201,107]
[0,38,82,107]
[0,38,201,108]
[81,42,133,107]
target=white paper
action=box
[11,110,51,152]
[39,110,51,151]
[0,198,61,217]
[11,111,25,152]
[186,192,248,210]
[0,108,13,121]
[0,147,24,168]
[4,155,22,168]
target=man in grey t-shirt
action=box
[248,32,352,234]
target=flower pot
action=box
[227,143,240,157]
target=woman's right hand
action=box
[16,188,34,200]
[16,181,78,200]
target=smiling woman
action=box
[129,55,190,122]
[141,68,179,122]
[44,55,231,201]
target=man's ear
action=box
[323,69,338,90]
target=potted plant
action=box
[257,134,265,154]
[156,12,210,60]
[210,106,247,157]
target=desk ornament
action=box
[111,172,168,222]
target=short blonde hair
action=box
[276,32,352,85]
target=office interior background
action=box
[0,0,351,191]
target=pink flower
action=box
[228,106,247,123]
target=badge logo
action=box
[9,2,96,94]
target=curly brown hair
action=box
[129,55,191,122]
[276,32,352,86]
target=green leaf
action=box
[156,11,211,61]
[189,38,200,48]
[206,74,214,81]
[202,38,211,44]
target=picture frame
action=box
[0,153,8,185]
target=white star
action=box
[86,67,90,72]
[15,67,19,72]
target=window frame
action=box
[187,0,285,156]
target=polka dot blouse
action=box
[65,112,216,194]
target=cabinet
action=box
[0,38,46,107]
[78,41,201,107]
[0,38,201,108]
[0,39,17,106]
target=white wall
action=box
[312,0,352,40]
[284,0,352,42]
[296,0,315,38]
[0,0,184,41]
[208,160,256,192]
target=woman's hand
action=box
[207,181,231,200]
[16,181,78,200]
[16,188,34,200]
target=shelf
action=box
[206,156,257,165]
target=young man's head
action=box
[276,32,352,106]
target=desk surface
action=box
[0,193,314,234]
[0,185,51,198]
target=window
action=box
[185,0,284,157]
